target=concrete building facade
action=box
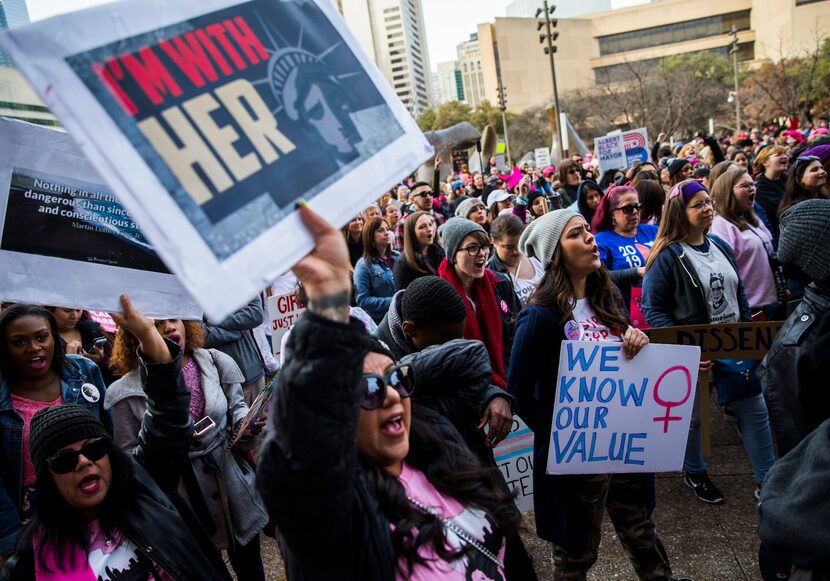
[457,33,486,106]
[0,0,30,67]
[505,0,613,19]
[338,0,432,116]
[433,60,464,104]
[0,67,59,127]
[477,0,830,112]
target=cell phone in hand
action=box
[193,416,216,437]
[91,337,108,350]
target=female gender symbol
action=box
[652,366,692,433]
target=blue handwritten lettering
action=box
[618,378,648,406]
[588,432,608,462]
[608,432,625,461]
[552,430,577,463]
[597,378,616,403]
[566,432,587,463]
[566,342,598,372]
[559,376,575,403]
[593,406,608,429]
[578,377,597,402]
[599,345,621,371]
[574,407,589,429]
[555,407,572,430]
[624,433,647,465]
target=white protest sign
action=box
[266,291,305,358]
[595,134,626,173]
[623,127,651,166]
[547,341,700,475]
[494,416,535,512]
[0,119,199,319]
[534,147,551,168]
[0,0,433,320]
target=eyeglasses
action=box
[46,437,108,474]
[734,181,756,190]
[567,168,580,175]
[688,198,714,210]
[411,190,434,198]
[613,203,641,215]
[360,364,415,410]
[458,244,493,256]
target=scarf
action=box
[438,259,506,388]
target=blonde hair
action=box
[752,145,787,177]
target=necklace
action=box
[407,496,504,569]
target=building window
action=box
[597,10,751,56]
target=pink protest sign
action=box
[546,341,700,475]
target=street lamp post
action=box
[537,2,564,159]
[729,26,741,134]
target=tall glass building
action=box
[0,0,31,66]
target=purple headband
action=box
[669,180,707,204]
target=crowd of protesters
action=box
[0,121,829,581]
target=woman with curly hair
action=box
[106,317,269,580]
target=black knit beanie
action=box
[29,404,109,474]
[401,276,467,326]
[667,157,691,178]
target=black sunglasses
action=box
[46,437,108,474]
[412,190,434,198]
[360,364,415,410]
[613,203,642,215]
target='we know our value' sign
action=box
[547,341,700,475]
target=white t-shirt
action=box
[571,298,623,342]
[681,240,741,324]
[510,257,545,306]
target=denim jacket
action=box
[354,252,399,323]
[0,355,111,553]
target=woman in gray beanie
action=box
[437,218,521,388]
[505,210,674,580]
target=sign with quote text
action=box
[494,416,534,512]
[0,118,199,318]
[547,341,700,475]
[0,0,432,320]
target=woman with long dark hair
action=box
[256,204,521,579]
[1,295,228,579]
[487,214,543,307]
[107,316,268,580]
[778,155,828,216]
[507,209,676,580]
[643,179,774,503]
[0,305,111,556]
[635,178,666,225]
[354,217,399,323]
[341,215,365,268]
[392,211,445,291]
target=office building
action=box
[505,0,613,19]
[477,0,830,112]
[457,33,486,106]
[0,0,30,67]
[338,0,432,116]
[433,61,464,104]
[0,66,60,127]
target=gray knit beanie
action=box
[439,217,488,264]
[454,197,486,219]
[778,199,830,283]
[519,208,580,267]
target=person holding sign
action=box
[507,209,678,580]
[0,305,111,556]
[643,179,775,503]
[257,204,521,579]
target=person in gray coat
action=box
[201,297,266,405]
[106,318,269,581]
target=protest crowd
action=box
[1,114,830,581]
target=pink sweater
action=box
[710,215,777,309]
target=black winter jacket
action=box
[3,342,230,581]
[400,339,514,468]
[256,313,397,580]
[758,282,830,456]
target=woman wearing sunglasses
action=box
[506,209,672,579]
[555,160,581,207]
[0,304,111,557]
[257,204,520,579]
[642,180,760,505]
[591,185,658,309]
[1,295,228,580]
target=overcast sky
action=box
[26,0,648,68]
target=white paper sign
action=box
[534,147,551,168]
[547,341,700,475]
[623,127,651,166]
[595,134,626,173]
[0,118,199,319]
[0,0,433,320]
[493,416,535,512]
[266,291,305,358]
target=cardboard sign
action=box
[0,0,432,320]
[547,341,700,474]
[493,416,534,512]
[595,134,626,173]
[266,291,305,358]
[622,127,650,166]
[646,321,784,360]
[0,119,199,319]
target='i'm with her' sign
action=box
[0,0,432,320]
[547,341,700,475]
